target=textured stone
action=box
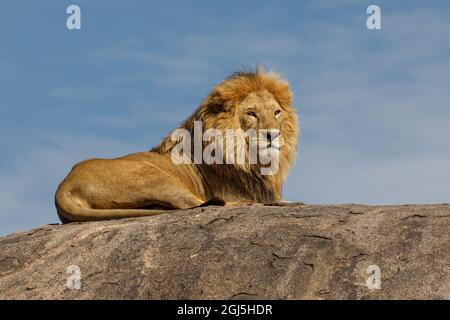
[0,203,449,299]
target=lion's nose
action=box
[265,131,280,144]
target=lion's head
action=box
[155,68,299,197]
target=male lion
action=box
[55,69,299,223]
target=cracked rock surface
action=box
[0,203,449,299]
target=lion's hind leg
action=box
[56,179,207,223]
[55,158,207,222]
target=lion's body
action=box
[55,69,299,222]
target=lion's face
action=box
[237,90,286,157]
[155,69,299,179]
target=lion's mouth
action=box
[268,140,282,149]
[262,137,283,151]
[250,136,284,149]
[259,143,281,156]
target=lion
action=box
[55,69,299,223]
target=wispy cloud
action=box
[49,86,110,100]
[283,6,450,204]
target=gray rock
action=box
[0,203,449,299]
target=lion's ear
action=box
[209,102,224,114]
[205,94,226,114]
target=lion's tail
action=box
[55,184,172,224]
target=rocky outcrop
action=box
[0,203,449,299]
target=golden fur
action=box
[55,69,299,222]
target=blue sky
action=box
[1,0,450,236]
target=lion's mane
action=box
[153,69,299,203]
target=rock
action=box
[0,203,449,299]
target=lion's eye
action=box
[247,111,257,118]
[275,110,281,117]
